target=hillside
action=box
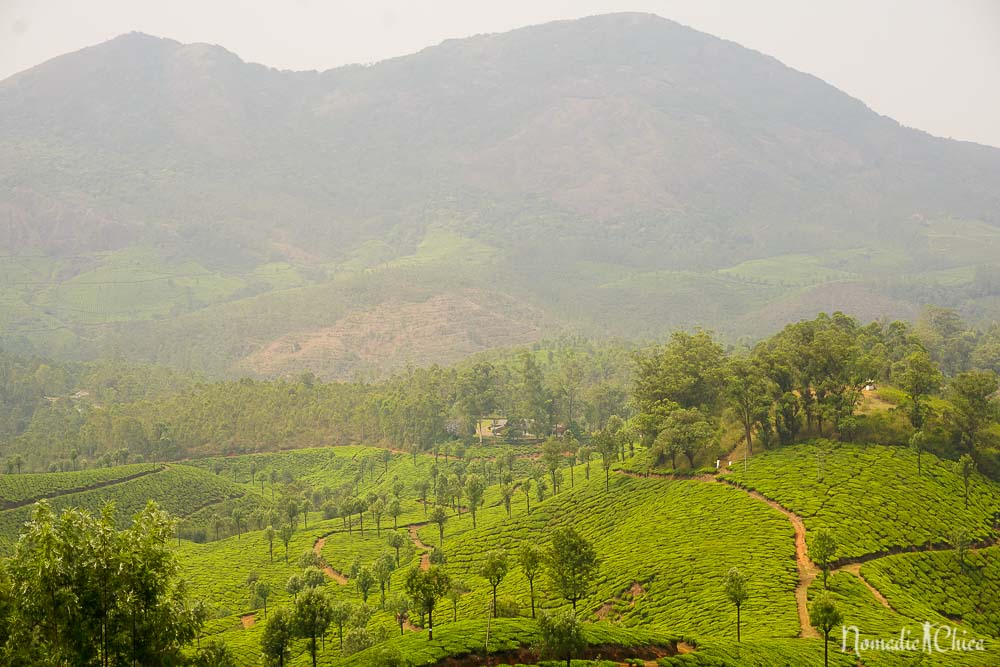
[3,13,1000,377]
[6,442,995,665]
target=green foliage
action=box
[0,463,159,506]
[404,565,451,640]
[0,501,200,665]
[537,608,586,666]
[260,605,293,666]
[809,593,842,666]
[723,567,750,642]
[480,549,509,617]
[723,441,1000,560]
[436,475,798,638]
[546,525,599,610]
[810,529,837,589]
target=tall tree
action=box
[328,601,351,651]
[373,554,396,609]
[657,408,715,469]
[519,542,544,618]
[957,454,977,509]
[293,587,332,667]
[725,356,773,454]
[2,500,201,667]
[464,475,486,528]
[404,566,451,641]
[538,609,587,667]
[893,350,942,429]
[480,550,509,618]
[265,526,276,562]
[430,506,448,545]
[809,593,843,667]
[810,529,837,590]
[279,524,294,564]
[723,567,750,641]
[541,437,564,494]
[546,526,598,610]
[260,606,293,667]
[386,531,407,567]
[947,371,998,456]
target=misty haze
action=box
[0,5,999,667]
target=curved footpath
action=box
[617,467,996,638]
[409,523,432,570]
[311,536,349,584]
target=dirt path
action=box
[837,563,892,610]
[1,465,166,511]
[614,468,998,639]
[312,536,349,585]
[741,488,820,638]
[408,523,432,570]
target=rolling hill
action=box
[3,12,1000,377]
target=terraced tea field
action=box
[4,441,1000,665]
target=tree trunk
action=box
[529,580,535,618]
[745,422,753,455]
[428,609,434,640]
[736,605,741,642]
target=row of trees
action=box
[1,340,633,472]
[632,313,1000,476]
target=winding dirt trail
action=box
[408,523,432,570]
[837,563,891,610]
[312,536,349,585]
[740,487,820,638]
[618,466,1000,638]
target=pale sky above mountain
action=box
[2,0,998,147]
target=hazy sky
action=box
[2,1,999,147]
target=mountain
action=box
[2,12,1000,377]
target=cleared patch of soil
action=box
[240,613,255,629]
[240,290,541,380]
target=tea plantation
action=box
[721,441,1000,561]
[4,442,1000,665]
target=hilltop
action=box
[2,13,1000,377]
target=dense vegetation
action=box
[2,309,1000,665]
[4,14,1000,377]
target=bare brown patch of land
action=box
[240,290,541,379]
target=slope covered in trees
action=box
[3,14,1000,375]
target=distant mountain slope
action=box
[2,13,999,376]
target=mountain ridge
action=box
[2,12,999,377]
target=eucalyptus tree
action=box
[404,566,451,640]
[810,529,837,589]
[519,542,544,618]
[809,593,843,667]
[723,567,750,641]
[430,505,448,545]
[464,474,486,528]
[480,550,509,617]
[546,526,598,610]
[293,587,333,667]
